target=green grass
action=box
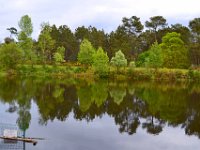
[1,64,200,81]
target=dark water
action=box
[0,77,200,150]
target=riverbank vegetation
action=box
[1,15,200,81]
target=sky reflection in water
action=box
[0,78,200,150]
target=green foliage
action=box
[56,46,65,59]
[18,32,33,60]
[51,25,78,61]
[135,83,187,126]
[145,16,167,31]
[91,81,108,107]
[17,108,31,131]
[188,69,200,81]
[78,39,95,65]
[77,85,93,112]
[171,24,190,45]
[189,18,200,36]
[2,15,200,79]
[189,18,200,65]
[18,15,34,62]
[110,84,126,105]
[137,33,189,69]
[129,61,136,68]
[18,15,33,37]
[128,68,153,80]
[92,47,109,77]
[53,52,64,64]
[38,23,55,63]
[122,16,144,34]
[109,26,138,61]
[128,67,190,81]
[53,46,65,65]
[145,16,167,41]
[0,43,23,70]
[135,51,150,67]
[111,50,127,70]
[144,42,163,68]
[160,32,190,69]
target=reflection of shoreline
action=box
[1,78,200,139]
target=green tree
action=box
[78,39,95,65]
[56,46,65,59]
[122,16,144,35]
[139,30,155,53]
[138,42,163,68]
[189,18,200,65]
[160,32,190,68]
[38,23,55,64]
[0,43,23,70]
[18,32,34,60]
[53,52,64,64]
[75,26,90,41]
[109,26,139,60]
[18,15,33,36]
[136,51,150,67]
[111,50,127,71]
[18,15,34,62]
[189,18,200,37]
[75,26,108,58]
[145,16,167,41]
[92,47,109,77]
[171,24,190,45]
[56,25,78,61]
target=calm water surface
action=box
[0,77,200,150]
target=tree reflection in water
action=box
[1,77,200,139]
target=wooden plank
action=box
[0,136,38,145]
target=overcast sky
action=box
[1,0,200,42]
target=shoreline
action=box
[1,64,200,82]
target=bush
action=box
[111,50,127,71]
[191,70,200,81]
[129,61,136,68]
[0,43,23,70]
[128,68,153,80]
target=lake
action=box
[0,77,200,150]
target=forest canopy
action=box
[2,15,200,72]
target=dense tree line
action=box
[2,15,200,71]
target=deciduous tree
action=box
[38,23,55,64]
[160,32,190,68]
[92,47,109,77]
[111,50,127,71]
[78,39,95,65]
[18,15,34,62]
[0,43,23,70]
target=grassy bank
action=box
[128,68,200,81]
[2,64,200,81]
[14,64,94,79]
